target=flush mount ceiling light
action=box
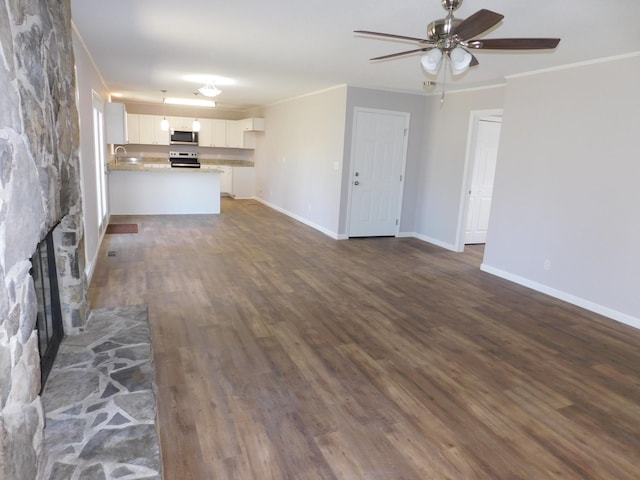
[199,79,221,98]
[164,97,216,108]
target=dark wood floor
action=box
[90,198,640,479]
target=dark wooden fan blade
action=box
[469,53,479,67]
[371,47,433,61]
[451,9,504,40]
[467,38,561,50]
[354,30,433,44]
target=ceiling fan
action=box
[355,0,560,76]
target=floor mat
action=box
[106,223,138,234]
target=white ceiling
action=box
[71,0,640,113]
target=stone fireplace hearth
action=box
[37,305,162,480]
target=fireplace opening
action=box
[30,227,64,391]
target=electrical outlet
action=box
[544,259,551,271]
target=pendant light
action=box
[192,92,201,132]
[160,90,169,131]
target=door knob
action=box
[354,181,359,185]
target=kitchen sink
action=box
[116,156,143,165]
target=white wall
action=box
[483,54,640,326]
[72,27,109,282]
[253,86,347,237]
[414,86,505,249]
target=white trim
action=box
[254,198,340,239]
[481,264,640,331]
[410,233,458,252]
[455,109,503,252]
[266,84,347,107]
[424,82,507,97]
[84,215,108,285]
[506,51,640,80]
[346,107,410,238]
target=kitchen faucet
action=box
[114,145,127,156]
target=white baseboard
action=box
[409,232,458,252]
[254,198,340,239]
[481,263,640,331]
[84,219,108,286]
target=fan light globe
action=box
[421,48,443,74]
[450,47,472,75]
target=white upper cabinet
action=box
[169,116,195,131]
[105,103,128,144]
[237,117,265,132]
[225,120,243,148]
[115,112,263,149]
[138,115,169,145]
[198,119,227,147]
[126,113,140,144]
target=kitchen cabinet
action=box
[225,120,243,148]
[126,113,140,144]
[105,103,128,144]
[169,116,196,131]
[118,114,262,149]
[226,118,264,148]
[218,166,232,194]
[139,115,169,145]
[109,169,221,214]
[237,117,265,132]
[230,167,254,199]
[198,119,227,147]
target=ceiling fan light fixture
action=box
[450,47,472,74]
[199,79,221,97]
[421,48,443,74]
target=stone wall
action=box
[0,0,88,478]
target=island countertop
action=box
[108,163,224,214]
[109,156,254,172]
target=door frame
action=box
[346,107,410,238]
[454,108,503,252]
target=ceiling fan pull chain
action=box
[440,57,448,104]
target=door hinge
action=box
[400,174,403,182]
[396,219,399,226]
[404,128,408,136]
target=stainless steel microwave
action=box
[170,130,198,145]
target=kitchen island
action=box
[108,161,223,214]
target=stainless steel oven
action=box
[169,151,200,168]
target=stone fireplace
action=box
[1,0,89,478]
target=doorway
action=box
[92,91,108,233]
[456,110,503,251]
[348,108,409,237]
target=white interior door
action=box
[349,109,408,237]
[465,118,501,244]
